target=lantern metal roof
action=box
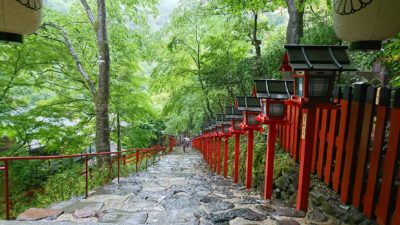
[236,97,261,112]
[225,106,243,119]
[280,45,357,71]
[254,79,293,99]
[216,114,224,125]
[210,118,217,129]
[217,113,231,125]
[203,122,210,132]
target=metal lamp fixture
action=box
[254,79,293,119]
[217,114,231,136]
[236,96,261,128]
[225,106,243,133]
[0,0,43,43]
[281,45,356,103]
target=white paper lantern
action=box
[333,0,400,49]
[0,0,43,42]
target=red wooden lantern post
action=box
[280,45,356,212]
[209,120,218,173]
[254,79,293,199]
[212,126,219,173]
[217,114,232,177]
[201,129,208,161]
[226,106,244,183]
[236,97,262,189]
[168,136,175,153]
[215,115,224,175]
[203,123,213,169]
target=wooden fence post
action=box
[362,87,390,218]
[323,87,341,185]
[332,86,352,192]
[376,88,400,225]
[311,108,321,173]
[316,109,329,178]
[341,83,369,204]
[352,86,376,207]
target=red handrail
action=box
[0,145,168,220]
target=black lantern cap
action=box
[210,118,217,129]
[202,125,209,132]
[254,79,293,99]
[225,106,243,119]
[236,96,261,112]
[223,114,231,124]
[217,113,231,125]
[282,45,356,71]
[216,114,225,125]
[203,121,211,132]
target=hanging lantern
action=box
[333,0,400,50]
[0,0,43,43]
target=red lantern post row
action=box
[193,44,356,214]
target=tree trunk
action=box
[285,0,304,44]
[117,113,121,151]
[253,12,261,59]
[252,12,263,78]
[95,0,111,161]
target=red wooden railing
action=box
[278,85,400,225]
[0,145,168,219]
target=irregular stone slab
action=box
[98,210,148,224]
[55,213,98,223]
[147,210,199,224]
[61,201,104,214]
[73,209,97,219]
[142,182,167,192]
[203,201,235,212]
[208,208,268,223]
[86,194,127,203]
[101,197,156,212]
[308,209,328,222]
[118,184,142,195]
[277,219,300,225]
[229,217,278,225]
[237,197,265,205]
[161,194,200,210]
[47,200,77,210]
[200,196,224,203]
[271,208,306,218]
[17,208,63,221]
[254,205,276,215]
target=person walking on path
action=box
[182,136,190,152]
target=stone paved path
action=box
[0,148,338,225]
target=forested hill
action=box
[1,0,399,156]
